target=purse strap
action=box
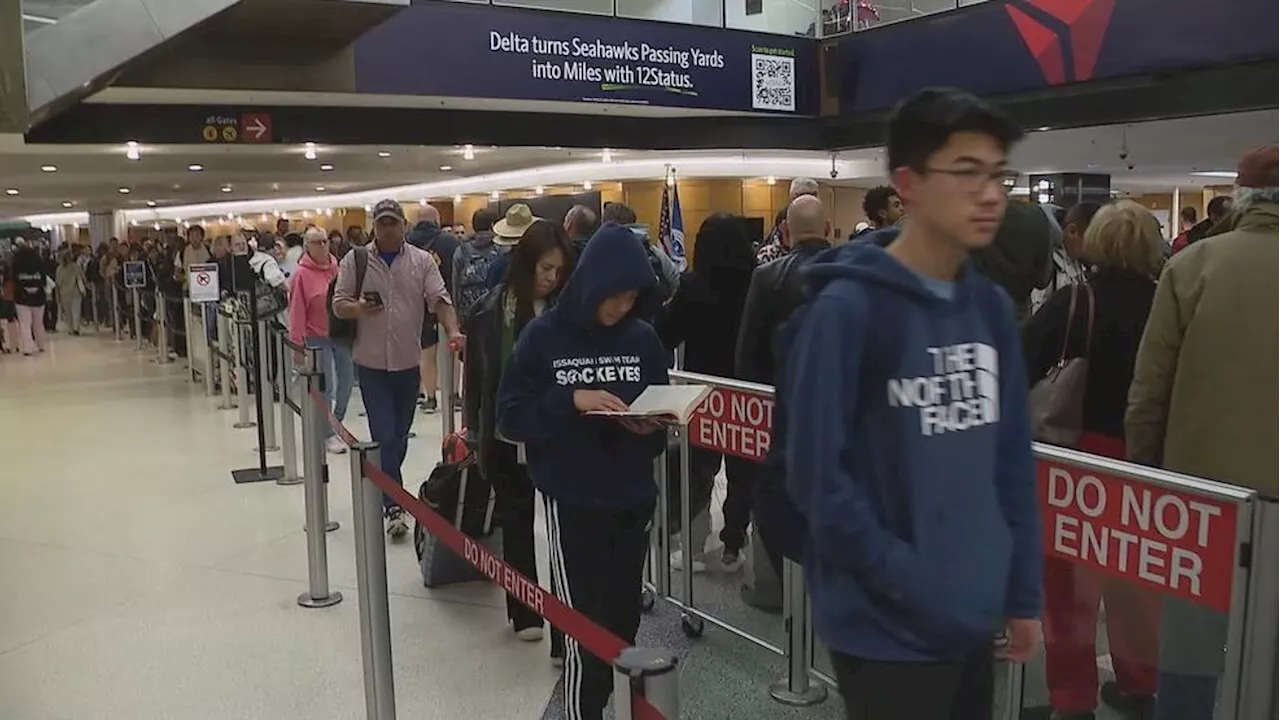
[1058,281,1096,365]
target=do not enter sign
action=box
[689,386,774,461]
[188,263,220,303]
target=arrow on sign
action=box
[245,116,268,140]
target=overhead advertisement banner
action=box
[353,3,818,116]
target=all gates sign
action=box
[1038,460,1238,612]
[689,386,773,462]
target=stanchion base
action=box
[276,475,304,486]
[233,421,257,429]
[231,466,285,484]
[252,445,281,452]
[297,590,343,609]
[218,403,237,410]
[768,680,828,706]
[304,520,342,533]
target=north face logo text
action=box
[887,343,1000,436]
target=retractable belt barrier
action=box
[309,390,675,720]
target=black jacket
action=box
[655,269,750,378]
[734,237,831,384]
[12,247,47,307]
[1022,268,1157,440]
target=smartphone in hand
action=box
[362,291,383,307]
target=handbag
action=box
[1028,281,1094,446]
[252,266,287,320]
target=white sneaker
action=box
[670,550,706,573]
[325,436,348,455]
[386,508,409,541]
[515,627,544,642]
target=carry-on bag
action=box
[413,429,501,588]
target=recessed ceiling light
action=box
[118,187,131,194]
[220,186,232,193]
[534,185,544,195]
[1037,126,1052,131]
[490,190,500,200]
[1191,171,1238,178]
[453,194,462,204]
[146,200,157,207]
[320,164,334,171]
[583,180,592,190]
[315,185,326,192]
[377,151,391,158]
[4,188,18,196]
[439,165,453,172]
[463,144,475,161]
[125,141,140,161]
[188,164,203,172]
[62,201,73,208]
[601,148,613,163]
[40,165,57,173]
[304,142,317,161]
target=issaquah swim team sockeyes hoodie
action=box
[496,223,669,508]
[782,242,1042,662]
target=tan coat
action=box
[1126,201,1278,496]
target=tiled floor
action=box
[0,332,558,719]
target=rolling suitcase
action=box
[413,430,501,588]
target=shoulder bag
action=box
[1028,281,1095,446]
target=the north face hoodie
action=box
[496,223,669,508]
[781,242,1042,662]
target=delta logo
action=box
[1004,0,1116,85]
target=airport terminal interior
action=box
[1,0,1277,718]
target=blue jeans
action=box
[356,365,420,511]
[306,336,355,435]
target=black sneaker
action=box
[1099,681,1154,719]
[421,395,438,414]
[386,507,409,541]
[720,546,745,572]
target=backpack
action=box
[646,245,676,307]
[328,247,367,350]
[456,242,504,322]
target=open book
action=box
[585,384,712,425]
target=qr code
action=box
[751,53,795,112]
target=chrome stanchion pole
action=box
[677,425,702,633]
[653,444,672,598]
[131,287,143,351]
[297,369,342,608]
[277,332,302,486]
[233,320,256,429]
[614,647,680,720]
[156,290,170,362]
[307,344,340,533]
[185,300,198,381]
[349,443,396,720]
[769,560,827,705]
[256,320,279,452]
[201,304,216,395]
[217,310,236,410]
[438,326,455,437]
[112,284,122,341]
[90,286,100,333]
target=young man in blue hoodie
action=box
[496,222,669,720]
[782,87,1042,719]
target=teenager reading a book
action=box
[496,222,670,720]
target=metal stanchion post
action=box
[297,369,343,608]
[677,426,703,634]
[653,447,672,598]
[217,311,236,410]
[438,327,455,437]
[201,304,216,396]
[233,320,256,429]
[156,290,170,362]
[112,284,122,341]
[349,443,396,720]
[256,320,279,452]
[277,331,302,486]
[185,300,198,381]
[305,343,340,533]
[614,647,680,720]
[131,287,142,350]
[769,560,827,705]
[90,287,100,333]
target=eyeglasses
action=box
[923,167,1021,195]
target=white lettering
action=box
[1048,467,1073,508]
[1053,514,1079,557]
[1188,500,1222,548]
[1155,494,1190,541]
[1121,485,1151,531]
[1137,538,1168,585]
[1112,529,1138,573]
[1076,475,1107,518]
[1170,548,1203,596]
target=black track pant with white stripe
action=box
[544,496,653,720]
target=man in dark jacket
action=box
[1172,195,1232,254]
[734,194,833,610]
[564,204,598,253]
[407,205,460,413]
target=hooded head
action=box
[556,222,656,328]
[406,220,443,249]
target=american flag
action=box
[659,175,687,271]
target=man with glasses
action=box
[332,199,462,539]
[780,88,1041,719]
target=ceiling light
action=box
[601,148,613,163]
[130,219,138,226]
[535,185,544,195]
[125,141,140,161]
[320,164,334,171]
[304,142,317,161]
[453,194,462,204]
[153,222,161,231]
[71,222,79,230]
[315,185,326,192]
[182,221,190,229]
[420,198,428,207]
[1191,171,1238,178]
[1036,126,1052,131]
[40,165,57,173]
[766,175,777,186]
[62,201,73,208]
[3,188,17,196]
[188,164,203,172]
[118,187,131,194]
[220,186,232,193]
[260,214,269,222]
[363,204,372,212]
[303,210,312,218]
[463,144,475,161]
[226,213,234,220]
[377,151,391,158]
[314,207,324,215]
[439,165,453,172]
[583,180,592,190]
[274,210,282,217]
[490,190,500,200]
[146,200,157,207]
[175,217,183,224]
[324,208,333,217]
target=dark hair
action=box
[188,225,205,238]
[1064,201,1103,232]
[327,229,344,242]
[1206,195,1233,220]
[862,185,900,224]
[1179,206,1197,224]
[257,234,278,253]
[472,208,498,233]
[505,219,573,334]
[886,87,1023,171]
[601,202,637,225]
[284,232,304,248]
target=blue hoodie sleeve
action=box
[783,293,915,596]
[496,322,578,444]
[989,289,1044,619]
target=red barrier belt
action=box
[310,391,670,719]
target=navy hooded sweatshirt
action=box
[496,223,669,508]
[781,241,1042,662]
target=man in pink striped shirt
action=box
[333,199,462,539]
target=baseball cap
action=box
[372,199,406,223]
[1236,145,1278,189]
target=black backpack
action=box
[328,247,367,350]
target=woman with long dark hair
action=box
[463,219,573,656]
[655,213,757,571]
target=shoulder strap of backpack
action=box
[353,246,368,295]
